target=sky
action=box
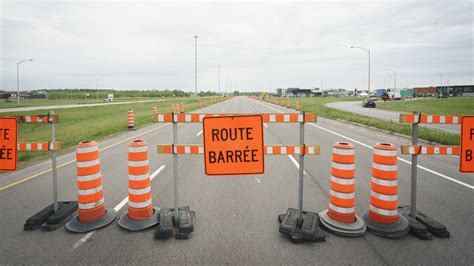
[1,0,472,92]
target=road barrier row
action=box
[157,144,320,155]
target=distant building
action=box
[286,88,311,97]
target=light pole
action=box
[386,69,396,97]
[218,65,221,94]
[96,78,102,102]
[436,74,443,97]
[194,35,198,95]
[17,59,33,106]
[350,46,370,93]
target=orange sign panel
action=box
[460,116,474,173]
[203,115,264,175]
[0,117,18,171]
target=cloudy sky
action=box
[1,0,472,92]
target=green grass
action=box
[2,97,225,168]
[267,97,460,145]
[0,97,185,109]
[376,97,474,116]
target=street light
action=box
[218,65,221,93]
[194,35,198,95]
[96,78,102,102]
[350,46,370,93]
[436,74,443,97]
[386,69,396,97]
[17,59,33,106]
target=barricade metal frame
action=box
[154,109,324,242]
[16,111,78,231]
[398,112,456,239]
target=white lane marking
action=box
[287,155,307,174]
[255,177,261,184]
[250,97,473,190]
[73,232,93,249]
[308,123,473,190]
[196,129,203,137]
[222,109,226,113]
[263,123,268,128]
[73,165,166,250]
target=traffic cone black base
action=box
[171,206,195,239]
[318,209,366,237]
[363,213,409,239]
[66,208,117,233]
[118,207,159,231]
[155,209,173,239]
[278,208,326,243]
[398,205,449,239]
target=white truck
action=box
[107,94,114,101]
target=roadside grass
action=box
[376,97,474,116]
[268,97,459,145]
[2,97,223,168]
[0,97,183,109]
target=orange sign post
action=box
[0,117,18,171]
[203,115,264,175]
[460,116,474,173]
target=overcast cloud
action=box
[1,0,472,92]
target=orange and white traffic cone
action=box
[118,140,159,231]
[66,140,116,233]
[199,100,202,108]
[181,103,184,113]
[128,110,136,130]
[287,100,291,108]
[296,101,300,110]
[319,142,366,236]
[363,142,409,238]
[204,100,207,106]
[170,104,175,113]
[152,106,158,122]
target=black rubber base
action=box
[66,208,117,233]
[278,208,326,243]
[154,206,195,240]
[24,201,78,231]
[128,127,136,131]
[363,213,410,239]
[398,205,449,239]
[118,207,159,231]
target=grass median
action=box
[270,97,460,145]
[2,97,223,169]
[376,97,474,116]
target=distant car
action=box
[362,99,376,108]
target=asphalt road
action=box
[0,96,472,264]
[0,96,209,113]
[327,101,460,134]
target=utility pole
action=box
[194,35,198,95]
[16,59,33,106]
[350,46,370,93]
[218,65,221,93]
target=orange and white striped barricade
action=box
[363,142,409,238]
[154,110,324,243]
[128,110,136,130]
[319,142,366,237]
[17,112,78,231]
[118,140,159,231]
[152,106,158,122]
[66,140,116,233]
[399,112,452,239]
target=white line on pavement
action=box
[287,155,307,174]
[196,129,203,137]
[263,123,268,128]
[250,98,473,190]
[255,177,261,184]
[73,165,166,250]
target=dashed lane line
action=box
[73,165,165,249]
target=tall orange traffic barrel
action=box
[319,142,366,236]
[66,140,116,233]
[128,110,136,130]
[363,142,409,238]
[118,140,159,231]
